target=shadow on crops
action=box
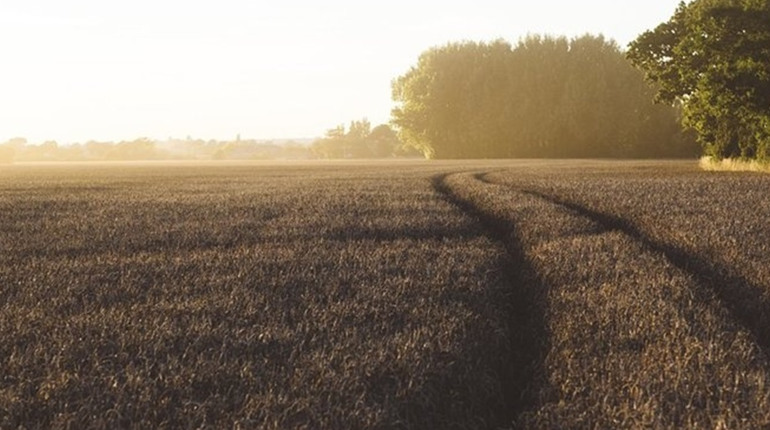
[430,172,548,429]
[489,177,770,357]
[320,225,483,242]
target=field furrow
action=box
[432,172,548,423]
[442,171,770,428]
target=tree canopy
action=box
[627,0,770,160]
[391,35,697,159]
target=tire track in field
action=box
[432,172,547,427]
[448,171,770,427]
[478,172,770,357]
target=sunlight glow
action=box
[0,0,681,144]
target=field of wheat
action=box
[2,160,770,429]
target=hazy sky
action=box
[1,1,681,144]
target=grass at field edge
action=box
[699,156,770,173]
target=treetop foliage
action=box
[392,35,697,159]
[628,0,770,160]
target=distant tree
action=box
[22,141,59,161]
[369,124,401,157]
[326,125,345,140]
[0,137,27,163]
[4,137,27,150]
[280,141,314,159]
[55,143,86,161]
[346,119,372,158]
[106,138,158,161]
[627,0,770,160]
[347,119,371,140]
[84,141,112,160]
[311,121,405,159]
[311,125,347,159]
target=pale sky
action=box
[1,1,681,144]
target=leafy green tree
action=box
[628,0,770,159]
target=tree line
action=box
[0,124,414,163]
[391,35,698,159]
[6,0,764,163]
[310,121,416,159]
[392,0,769,161]
[0,137,317,163]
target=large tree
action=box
[392,35,695,159]
[627,0,770,159]
[391,40,514,159]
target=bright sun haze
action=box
[1,0,680,144]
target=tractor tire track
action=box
[438,171,770,428]
[478,172,770,359]
[432,172,547,428]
